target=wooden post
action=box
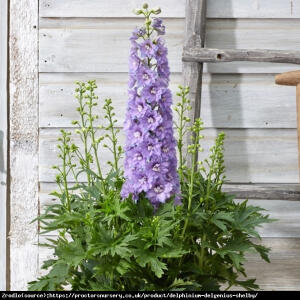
[182,0,207,122]
[9,0,39,290]
[276,70,300,181]
[0,0,8,291]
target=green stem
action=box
[88,89,103,180]
[62,136,71,212]
[107,107,119,175]
[78,90,91,186]
[181,129,199,239]
[199,233,206,269]
[67,152,79,185]
[178,103,184,185]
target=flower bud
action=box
[142,3,148,9]
[133,9,143,15]
[152,7,161,14]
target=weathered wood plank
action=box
[183,0,207,124]
[239,238,300,291]
[9,0,39,291]
[39,19,300,73]
[39,128,299,183]
[223,184,300,201]
[39,73,297,129]
[0,0,8,291]
[183,48,300,64]
[39,0,300,19]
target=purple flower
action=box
[147,181,173,203]
[141,138,162,157]
[130,27,146,41]
[122,17,180,207]
[158,62,170,79]
[140,39,156,58]
[143,111,163,131]
[129,54,141,73]
[152,18,165,35]
[137,66,157,86]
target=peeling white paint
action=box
[9,0,39,291]
[0,0,8,291]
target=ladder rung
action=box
[183,47,300,64]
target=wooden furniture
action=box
[276,71,300,180]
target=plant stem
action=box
[105,100,120,176]
[78,89,91,186]
[61,134,71,212]
[88,88,103,180]
[181,124,200,239]
[178,103,184,185]
[199,233,206,269]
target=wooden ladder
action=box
[182,0,300,200]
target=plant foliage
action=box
[28,81,274,291]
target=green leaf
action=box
[236,279,259,291]
[157,247,188,258]
[133,249,167,278]
[253,244,271,263]
[56,240,86,267]
[149,258,168,278]
[41,259,57,270]
[228,252,245,270]
[28,278,50,291]
[168,278,202,291]
[211,219,227,232]
[214,212,234,223]
[48,262,69,279]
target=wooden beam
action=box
[182,0,207,121]
[183,48,300,64]
[0,0,8,291]
[223,184,300,201]
[9,0,39,290]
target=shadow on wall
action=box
[206,2,250,183]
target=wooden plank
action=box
[39,18,300,73]
[0,0,8,291]
[39,0,300,19]
[39,128,299,183]
[182,0,207,123]
[246,238,300,291]
[223,184,300,201]
[9,0,39,291]
[240,238,300,291]
[39,73,297,129]
[183,48,300,64]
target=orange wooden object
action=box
[276,70,300,180]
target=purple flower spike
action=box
[122,15,180,207]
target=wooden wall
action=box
[36,0,300,291]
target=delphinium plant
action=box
[28,4,273,291]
